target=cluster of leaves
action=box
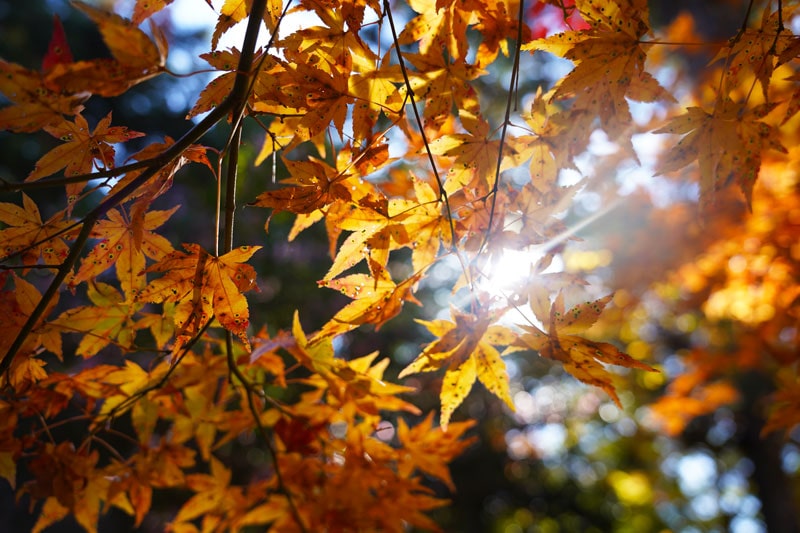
[1,0,798,530]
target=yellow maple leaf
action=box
[52,282,142,358]
[70,206,177,299]
[524,0,672,141]
[399,308,518,430]
[655,99,786,208]
[288,312,420,415]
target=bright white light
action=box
[478,246,547,295]
[527,423,567,460]
[677,452,717,496]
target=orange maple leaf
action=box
[27,112,144,182]
[472,0,532,67]
[315,270,422,339]
[44,2,167,97]
[132,0,174,24]
[516,291,657,406]
[396,412,476,491]
[136,244,260,347]
[0,60,85,133]
[0,194,76,267]
[251,155,358,217]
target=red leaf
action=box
[42,16,74,72]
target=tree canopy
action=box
[1,0,799,531]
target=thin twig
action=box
[480,0,525,259]
[0,158,156,193]
[226,333,309,533]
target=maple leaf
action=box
[396,412,477,490]
[173,456,233,525]
[655,98,786,208]
[69,206,177,299]
[0,274,62,364]
[26,442,108,533]
[472,0,532,67]
[282,60,353,149]
[348,60,404,142]
[315,270,422,339]
[51,282,144,358]
[429,110,524,192]
[132,0,175,24]
[44,2,168,97]
[399,308,518,430]
[516,291,657,407]
[400,0,476,60]
[188,48,281,118]
[251,155,362,218]
[42,16,74,72]
[136,244,261,347]
[712,6,800,100]
[323,176,449,281]
[95,360,168,424]
[0,194,77,267]
[187,48,242,118]
[524,0,673,141]
[279,1,378,75]
[514,90,566,190]
[404,54,484,130]
[0,60,85,133]
[27,112,144,183]
[288,312,420,415]
[106,137,213,213]
[212,0,251,50]
[45,365,117,413]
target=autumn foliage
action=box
[1,0,799,530]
